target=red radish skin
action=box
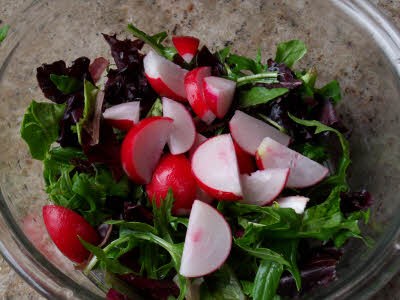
[240,168,290,206]
[276,196,310,214]
[144,51,188,101]
[146,154,197,216]
[203,76,236,119]
[229,110,292,156]
[121,117,173,184]
[103,101,140,131]
[162,97,196,155]
[256,137,330,188]
[42,205,99,263]
[191,134,243,201]
[196,186,213,204]
[185,67,216,124]
[172,36,200,63]
[233,141,256,174]
[180,200,232,277]
[188,133,208,160]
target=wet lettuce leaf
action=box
[20,100,66,160]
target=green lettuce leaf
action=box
[239,87,288,108]
[252,260,283,300]
[317,80,341,103]
[0,25,10,44]
[275,40,307,68]
[76,80,98,144]
[146,98,163,117]
[20,100,65,160]
[50,74,82,94]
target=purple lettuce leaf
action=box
[123,202,154,224]
[106,288,134,300]
[266,59,302,89]
[316,97,348,134]
[340,189,373,214]
[196,46,225,76]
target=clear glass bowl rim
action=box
[0,0,399,299]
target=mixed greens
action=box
[20,24,373,300]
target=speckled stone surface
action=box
[0,0,399,299]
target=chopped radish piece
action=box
[276,196,310,214]
[121,117,173,184]
[172,36,200,63]
[144,51,188,101]
[233,141,256,174]
[256,137,330,188]
[185,67,216,124]
[180,200,232,277]
[146,154,197,216]
[103,101,140,131]
[240,168,290,206]
[43,205,99,263]
[162,97,196,155]
[229,110,292,156]
[191,134,242,201]
[203,76,236,119]
[189,133,208,160]
[196,186,213,204]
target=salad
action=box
[20,24,373,300]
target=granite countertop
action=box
[0,0,399,299]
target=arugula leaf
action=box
[252,260,283,300]
[50,74,82,94]
[0,25,10,44]
[239,87,288,108]
[20,100,66,160]
[126,24,178,61]
[294,143,328,163]
[200,264,246,300]
[240,280,254,297]
[216,46,231,64]
[317,80,342,103]
[76,80,98,144]
[146,98,163,117]
[274,40,307,68]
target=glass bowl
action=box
[0,0,399,299]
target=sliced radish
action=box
[43,205,99,263]
[229,110,292,156]
[276,196,310,214]
[189,133,208,160]
[185,67,216,124]
[240,168,290,206]
[162,97,196,155]
[191,134,242,201]
[121,117,173,184]
[256,137,330,188]
[103,101,140,131]
[172,36,200,63]
[233,141,256,175]
[203,76,236,119]
[180,200,232,277]
[144,50,188,101]
[146,154,197,216]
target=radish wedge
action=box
[189,133,208,160]
[121,117,173,184]
[240,168,290,206]
[233,141,256,174]
[172,36,200,63]
[162,97,196,154]
[276,196,310,214]
[191,134,242,201]
[180,200,232,277]
[256,137,330,188]
[203,76,236,119]
[229,110,292,156]
[103,101,140,131]
[144,51,188,101]
[185,67,216,124]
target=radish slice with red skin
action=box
[233,141,256,175]
[203,76,236,119]
[172,36,200,63]
[144,51,188,101]
[185,67,216,124]
[121,117,173,184]
[191,134,242,201]
[256,137,330,188]
[196,186,213,204]
[240,168,290,206]
[229,110,292,156]
[189,133,208,160]
[180,200,232,277]
[43,205,99,263]
[103,101,140,132]
[162,97,196,155]
[276,196,310,214]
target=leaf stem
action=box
[126,24,164,56]
[236,72,278,83]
